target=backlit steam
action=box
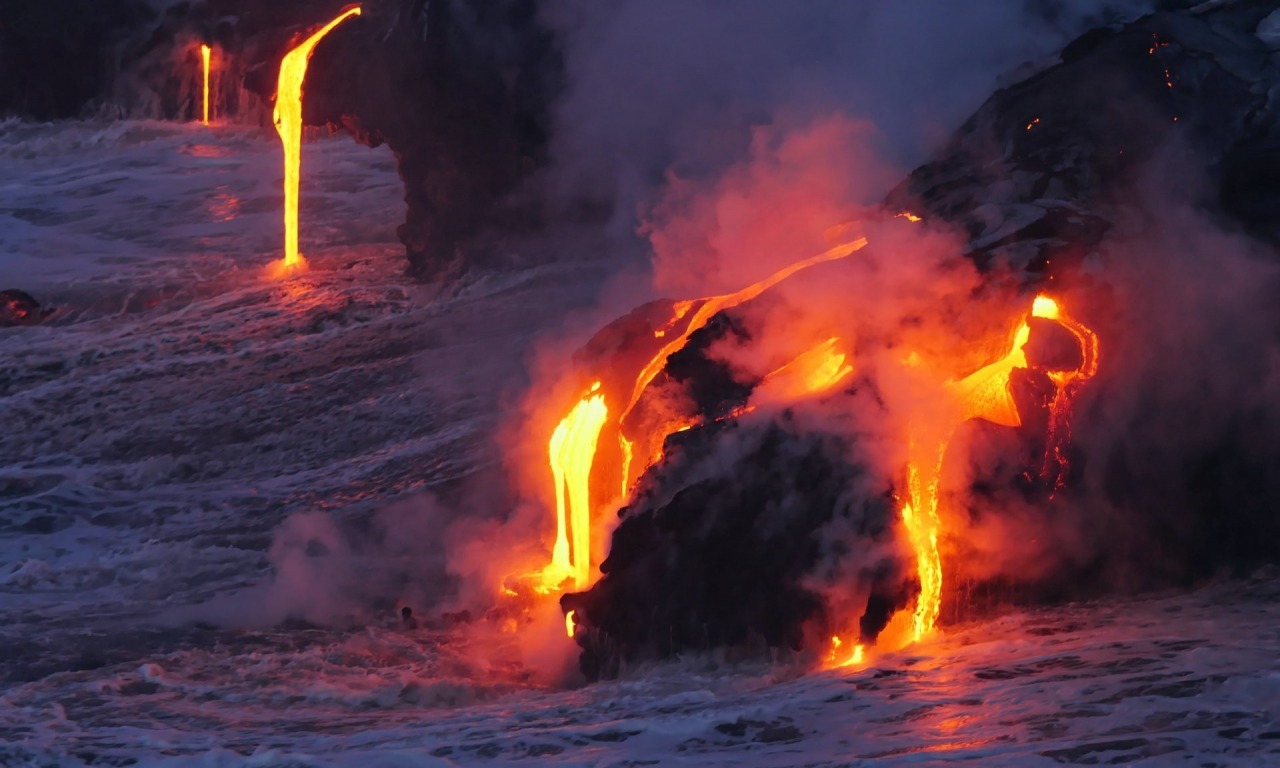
[271,6,361,276]
[200,44,212,125]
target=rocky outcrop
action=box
[303,0,559,280]
[562,421,908,681]
[888,1,1280,275]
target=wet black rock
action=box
[562,419,911,680]
[0,290,47,327]
[302,0,560,280]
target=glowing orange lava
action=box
[621,238,868,423]
[543,383,609,591]
[827,635,865,668]
[530,238,869,602]
[899,294,1097,644]
[272,6,361,274]
[901,318,1031,643]
[1031,296,1099,493]
[533,223,1098,668]
[200,44,212,125]
[825,294,1097,661]
[754,337,853,407]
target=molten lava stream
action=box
[836,295,1098,662]
[271,6,361,276]
[200,44,212,125]
[754,337,853,406]
[543,383,609,592]
[528,236,873,609]
[619,237,869,423]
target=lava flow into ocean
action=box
[3,1,1280,766]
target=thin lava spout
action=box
[271,6,362,277]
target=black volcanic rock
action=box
[563,5,1280,676]
[562,419,909,680]
[303,0,560,280]
[887,2,1280,275]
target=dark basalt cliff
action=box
[302,0,558,280]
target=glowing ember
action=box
[200,44,212,125]
[565,610,576,638]
[544,384,609,591]
[1026,117,1040,131]
[272,6,361,274]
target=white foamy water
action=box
[1,120,1278,767]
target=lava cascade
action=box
[520,222,1097,669]
[200,44,211,125]
[271,6,361,275]
[527,236,869,602]
[830,295,1098,666]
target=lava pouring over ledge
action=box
[525,236,871,604]
[200,44,212,125]
[270,6,362,277]
[832,295,1099,665]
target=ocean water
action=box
[1,119,1278,767]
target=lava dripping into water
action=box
[270,6,361,276]
[200,44,212,125]
[542,383,609,592]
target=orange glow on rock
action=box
[621,238,868,424]
[200,44,212,125]
[272,6,361,274]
